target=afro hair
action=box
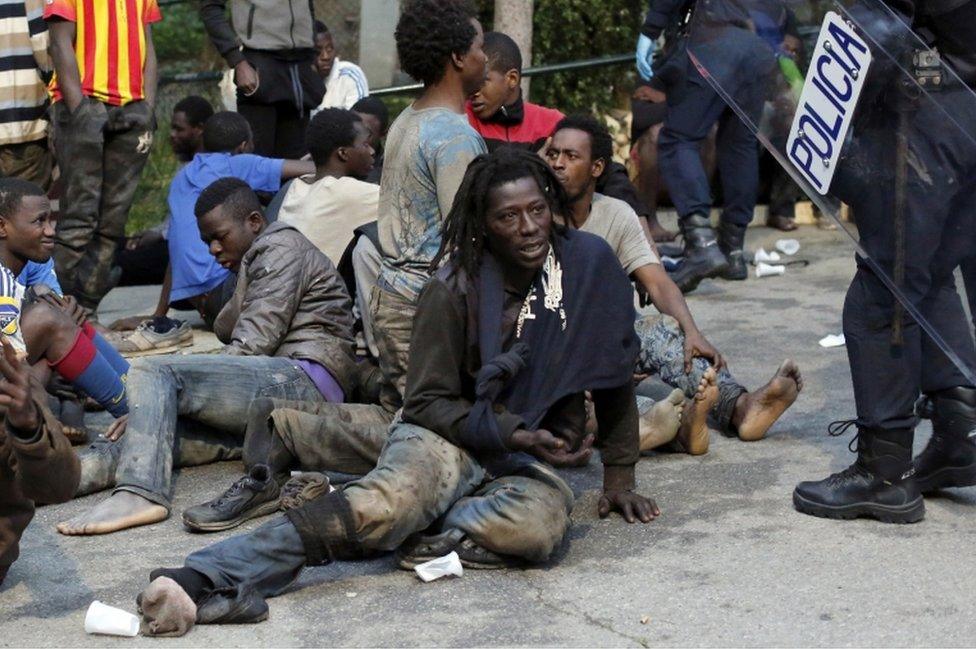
[395,0,478,86]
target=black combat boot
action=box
[717,221,748,280]
[793,425,924,523]
[913,387,976,493]
[668,213,729,293]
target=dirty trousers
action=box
[185,423,575,598]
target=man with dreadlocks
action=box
[134,147,656,636]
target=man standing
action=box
[0,0,53,189]
[45,0,161,312]
[200,0,322,158]
[635,0,774,292]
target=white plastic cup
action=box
[753,247,781,264]
[775,238,801,256]
[756,262,786,278]
[84,600,140,637]
[414,551,464,582]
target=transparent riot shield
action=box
[685,0,976,388]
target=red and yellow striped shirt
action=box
[44,0,162,106]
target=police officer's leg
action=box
[658,63,730,293]
[914,201,976,492]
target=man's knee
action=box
[21,301,77,357]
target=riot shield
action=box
[685,0,976,387]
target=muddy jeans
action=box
[52,98,155,308]
[114,355,324,509]
[241,398,393,479]
[369,285,416,413]
[0,138,53,190]
[635,314,747,434]
[185,423,574,598]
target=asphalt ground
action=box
[2,223,975,647]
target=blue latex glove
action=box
[636,34,656,81]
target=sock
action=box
[82,322,130,377]
[50,330,128,417]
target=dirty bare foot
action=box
[639,389,684,452]
[57,491,167,536]
[137,577,197,637]
[733,360,803,441]
[676,368,719,455]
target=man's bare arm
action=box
[47,20,83,111]
[143,25,158,108]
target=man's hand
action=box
[234,60,259,96]
[633,85,666,104]
[683,329,726,373]
[126,229,163,251]
[598,490,660,523]
[636,34,657,81]
[33,287,86,326]
[0,337,39,432]
[509,429,595,468]
[105,414,128,442]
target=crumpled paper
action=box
[414,551,463,583]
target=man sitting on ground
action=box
[136,147,658,636]
[56,178,358,536]
[546,116,803,452]
[275,108,377,264]
[113,112,315,356]
[0,179,129,423]
[116,96,215,289]
[352,96,389,184]
[312,21,369,111]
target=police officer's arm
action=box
[46,20,83,112]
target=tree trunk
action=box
[493,0,533,98]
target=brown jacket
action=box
[0,392,80,586]
[214,221,360,399]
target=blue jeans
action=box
[115,355,324,509]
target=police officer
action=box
[636,0,775,292]
[793,0,976,523]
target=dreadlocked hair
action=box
[432,146,570,279]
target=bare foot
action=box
[639,389,684,452]
[676,368,719,455]
[733,360,803,441]
[57,491,167,536]
[137,576,197,637]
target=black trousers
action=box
[836,89,976,438]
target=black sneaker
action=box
[182,465,281,533]
[396,528,513,570]
[196,584,269,626]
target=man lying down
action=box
[136,147,658,636]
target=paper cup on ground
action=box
[775,239,800,256]
[414,551,463,582]
[753,247,781,264]
[84,600,139,637]
[756,262,786,278]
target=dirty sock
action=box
[50,330,128,417]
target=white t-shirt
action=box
[579,193,660,274]
[277,174,379,263]
[0,265,28,355]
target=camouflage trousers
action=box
[52,98,155,309]
[0,137,53,190]
[635,314,747,434]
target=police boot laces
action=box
[825,419,872,485]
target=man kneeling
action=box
[136,148,657,636]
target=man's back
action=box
[167,152,283,301]
[376,105,485,302]
[278,175,378,263]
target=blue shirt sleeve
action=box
[18,260,63,295]
[229,154,285,193]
